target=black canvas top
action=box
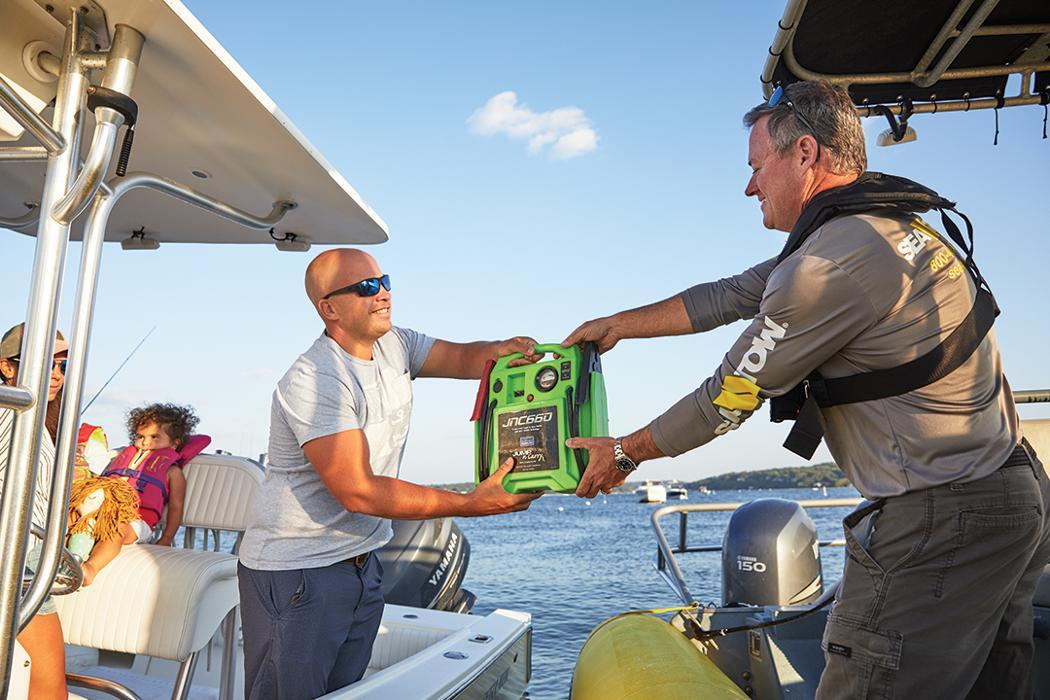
[768,0,1050,106]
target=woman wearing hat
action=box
[0,322,71,699]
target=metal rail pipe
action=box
[760,0,808,97]
[1016,390,1050,404]
[51,110,124,224]
[0,10,87,689]
[918,0,1003,87]
[111,172,296,230]
[52,24,144,225]
[0,147,48,162]
[783,37,1050,87]
[0,75,65,154]
[0,386,34,411]
[66,673,141,700]
[913,0,978,76]
[20,168,115,628]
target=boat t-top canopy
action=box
[762,0,1050,128]
[1,0,388,246]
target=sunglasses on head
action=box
[322,274,391,299]
[767,85,822,154]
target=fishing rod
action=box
[80,325,157,414]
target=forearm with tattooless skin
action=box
[609,295,694,340]
[305,430,483,519]
[620,426,665,465]
[342,475,478,519]
[418,339,503,380]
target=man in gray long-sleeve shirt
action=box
[564,81,1050,697]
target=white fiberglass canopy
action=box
[0,0,388,246]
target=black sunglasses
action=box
[767,85,822,156]
[8,357,67,374]
[323,274,391,299]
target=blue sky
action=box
[3,1,1047,485]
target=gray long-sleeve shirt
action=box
[651,212,1018,498]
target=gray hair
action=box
[743,81,866,175]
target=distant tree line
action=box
[686,462,848,490]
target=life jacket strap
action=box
[104,466,170,502]
[778,286,997,459]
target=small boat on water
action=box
[0,2,530,697]
[634,481,667,503]
[665,483,688,500]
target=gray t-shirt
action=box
[239,327,434,570]
[656,212,1018,499]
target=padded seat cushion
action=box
[54,545,237,661]
[182,454,263,531]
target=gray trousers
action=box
[238,554,385,700]
[816,453,1050,700]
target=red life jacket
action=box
[103,435,211,527]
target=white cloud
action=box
[468,91,598,160]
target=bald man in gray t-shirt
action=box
[238,249,541,700]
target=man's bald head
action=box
[305,248,380,308]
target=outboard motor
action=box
[378,518,475,612]
[721,498,822,607]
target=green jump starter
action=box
[472,343,608,493]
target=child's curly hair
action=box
[126,403,199,449]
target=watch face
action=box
[615,456,636,473]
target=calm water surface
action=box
[458,487,860,699]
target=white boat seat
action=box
[181,453,263,532]
[366,623,453,671]
[53,545,237,661]
[1021,419,1050,479]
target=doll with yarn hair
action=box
[66,475,140,560]
[67,424,140,586]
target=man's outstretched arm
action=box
[418,336,540,379]
[562,257,776,353]
[305,428,540,519]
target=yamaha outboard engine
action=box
[721,498,822,607]
[378,518,475,612]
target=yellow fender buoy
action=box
[571,613,748,699]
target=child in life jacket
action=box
[67,423,140,586]
[103,403,210,548]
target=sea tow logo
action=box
[501,411,553,428]
[714,315,786,435]
[897,226,932,262]
[427,530,459,588]
[735,315,786,383]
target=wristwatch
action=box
[612,438,637,474]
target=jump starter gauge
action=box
[535,366,558,392]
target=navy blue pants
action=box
[238,554,384,700]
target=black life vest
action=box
[769,172,998,459]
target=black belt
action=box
[1000,438,1037,470]
[343,551,372,567]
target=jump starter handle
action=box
[471,360,496,480]
[569,342,601,476]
